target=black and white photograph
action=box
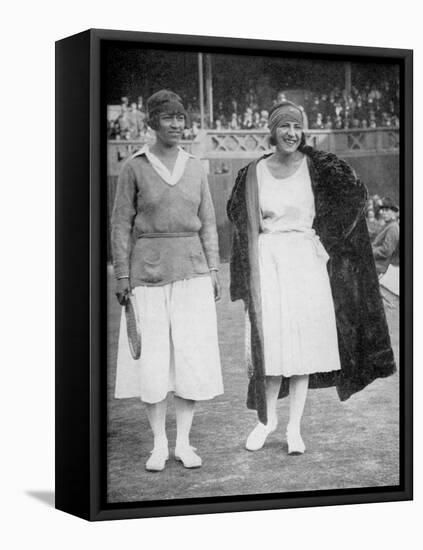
[4,0,422,544]
[105,40,403,504]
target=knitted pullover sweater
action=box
[111,152,219,287]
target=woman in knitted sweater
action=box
[111,90,223,471]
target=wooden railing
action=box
[108,128,399,176]
[205,128,399,157]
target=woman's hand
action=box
[116,277,131,306]
[211,271,221,302]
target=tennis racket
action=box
[125,293,142,360]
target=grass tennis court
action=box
[107,263,399,503]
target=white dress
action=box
[257,156,341,377]
[114,148,223,403]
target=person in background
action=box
[242,107,254,129]
[366,208,382,241]
[334,116,343,130]
[311,112,324,129]
[253,111,261,129]
[260,110,269,129]
[276,91,287,104]
[372,198,400,276]
[229,112,240,130]
[324,115,333,130]
[115,104,130,140]
[127,102,146,139]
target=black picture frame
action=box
[55,28,413,521]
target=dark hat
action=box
[380,197,399,212]
[146,90,186,118]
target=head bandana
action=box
[147,90,187,120]
[268,102,303,134]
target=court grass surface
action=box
[107,263,400,503]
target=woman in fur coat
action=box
[227,100,396,455]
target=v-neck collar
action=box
[132,145,194,186]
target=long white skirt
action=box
[115,275,223,403]
[259,231,341,377]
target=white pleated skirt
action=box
[259,231,341,377]
[115,275,223,403]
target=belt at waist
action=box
[137,232,197,239]
[260,229,329,261]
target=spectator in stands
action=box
[242,107,254,129]
[354,97,367,122]
[310,96,322,119]
[366,208,382,241]
[127,102,146,139]
[115,104,130,140]
[245,85,258,110]
[311,112,324,129]
[324,115,334,129]
[259,110,269,129]
[253,111,261,129]
[215,101,228,127]
[372,195,384,219]
[276,91,287,104]
[334,116,343,130]
[372,198,400,275]
[108,119,118,139]
[319,94,328,117]
[229,112,239,130]
[333,101,343,119]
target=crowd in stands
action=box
[108,78,400,140]
[305,81,400,131]
[108,96,148,140]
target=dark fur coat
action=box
[227,146,396,425]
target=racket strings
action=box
[125,297,141,359]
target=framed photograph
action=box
[55,28,412,521]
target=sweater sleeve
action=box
[111,161,137,280]
[198,169,220,270]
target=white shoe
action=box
[286,426,306,455]
[174,445,202,468]
[245,422,277,451]
[145,445,169,471]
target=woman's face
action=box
[273,121,303,154]
[379,208,396,223]
[155,112,185,146]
